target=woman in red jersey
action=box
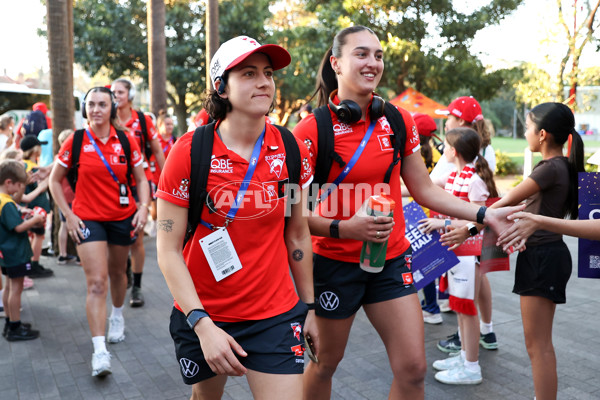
[156,36,316,400]
[293,25,519,400]
[49,87,150,377]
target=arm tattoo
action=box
[292,249,304,261]
[157,219,174,233]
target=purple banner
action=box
[403,201,459,290]
[578,172,600,279]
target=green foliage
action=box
[495,150,519,176]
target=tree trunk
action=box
[148,0,167,116]
[206,0,219,91]
[174,92,188,136]
[47,0,75,255]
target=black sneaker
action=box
[130,287,145,307]
[480,332,499,350]
[3,322,31,338]
[28,262,54,278]
[6,324,39,341]
[437,332,462,353]
[57,255,77,265]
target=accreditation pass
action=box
[199,227,243,282]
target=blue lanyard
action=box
[163,137,173,153]
[319,120,377,203]
[85,129,121,184]
[200,127,265,230]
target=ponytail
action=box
[472,119,491,149]
[474,155,498,198]
[566,131,584,219]
[314,47,337,107]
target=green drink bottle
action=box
[359,193,396,273]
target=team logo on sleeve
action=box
[61,151,70,162]
[301,157,312,180]
[410,125,419,144]
[265,153,286,178]
[172,179,190,200]
[303,138,314,158]
[377,134,394,151]
[290,322,302,341]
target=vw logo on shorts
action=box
[80,227,91,240]
[179,357,200,378]
[319,291,340,311]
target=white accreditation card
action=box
[199,227,243,282]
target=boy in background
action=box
[0,159,43,341]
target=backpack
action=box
[185,122,301,243]
[66,129,133,191]
[135,110,153,162]
[21,110,48,138]
[308,102,407,210]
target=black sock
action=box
[9,320,21,331]
[32,260,39,268]
[133,273,142,288]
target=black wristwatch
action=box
[476,206,487,224]
[466,222,479,236]
[186,309,210,330]
[330,219,341,239]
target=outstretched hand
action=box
[496,211,536,252]
[485,204,526,237]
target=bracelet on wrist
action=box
[305,302,316,310]
[476,206,487,224]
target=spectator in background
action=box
[0,115,15,153]
[55,129,78,265]
[14,102,52,149]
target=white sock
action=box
[464,359,480,373]
[110,305,124,320]
[480,321,493,335]
[92,336,108,354]
[460,350,466,360]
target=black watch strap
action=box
[305,302,316,310]
[466,223,479,236]
[476,206,487,224]
[186,309,210,330]
[330,219,341,239]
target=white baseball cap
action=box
[209,36,291,91]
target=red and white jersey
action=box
[150,135,175,185]
[293,96,420,263]
[123,108,159,181]
[157,122,313,322]
[56,126,143,221]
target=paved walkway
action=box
[1,235,599,399]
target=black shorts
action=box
[313,249,416,319]
[29,226,45,235]
[2,262,32,278]
[170,301,308,385]
[513,240,572,304]
[78,214,137,246]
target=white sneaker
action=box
[435,364,482,385]
[91,351,112,377]
[107,316,125,343]
[439,299,452,313]
[433,354,463,371]
[422,310,443,325]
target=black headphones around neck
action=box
[82,87,118,120]
[328,90,385,124]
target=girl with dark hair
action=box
[293,25,520,399]
[419,127,497,385]
[444,102,585,399]
[156,36,316,399]
[49,87,150,377]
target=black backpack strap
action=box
[136,110,153,161]
[115,130,133,188]
[382,102,406,184]
[185,122,216,245]
[67,129,85,191]
[275,125,300,186]
[275,125,301,226]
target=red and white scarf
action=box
[444,163,476,202]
